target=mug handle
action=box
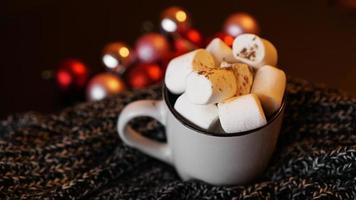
[117,100,172,165]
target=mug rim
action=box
[162,84,286,137]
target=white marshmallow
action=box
[206,38,238,66]
[174,93,219,130]
[218,94,267,133]
[251,65,286,116]
[185,69,237,104]
[165,49,215,94]
[232,34,278,69]
[228,63,254,96]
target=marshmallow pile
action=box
[165,33,286,133]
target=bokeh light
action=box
[175,10,187,22]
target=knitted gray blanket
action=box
[0,78,355,199]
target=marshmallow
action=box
[174,93,219,130]
[232,34,278,69]
[251,65,286,116]
[185,69,237,104]
[218,94,267,133]
[226,63,254,96]
[165,49,215,94]
[206,38,238,66]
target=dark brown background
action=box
[1,0,356,118]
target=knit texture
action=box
[0,78,355,199]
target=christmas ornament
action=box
[183,28,203,47]
[160,6,191,34]
[86,73,126,101]
[126,64,164,89]
[55,59,88,91]
[102,42,135,74]
[126,65,150,89]
[173,37,196,56]
[135,33,171,64]
[223,13,260,37]
[146,64,164,82]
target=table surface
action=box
[1,0,356,118]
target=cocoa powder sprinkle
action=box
[237,44,258,61]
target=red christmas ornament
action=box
[86,73,126,101]
[174,37,196,56]
[135,33,171,64]
[183,28,203,47]
[146,64,164,82]
[126,65,150,89]
[126,64,164,89]
[160,6,191,34]
[102,42,135,74]
[223,13,260,37]
[55,59,88,91]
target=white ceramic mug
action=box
[117,85,285,185]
